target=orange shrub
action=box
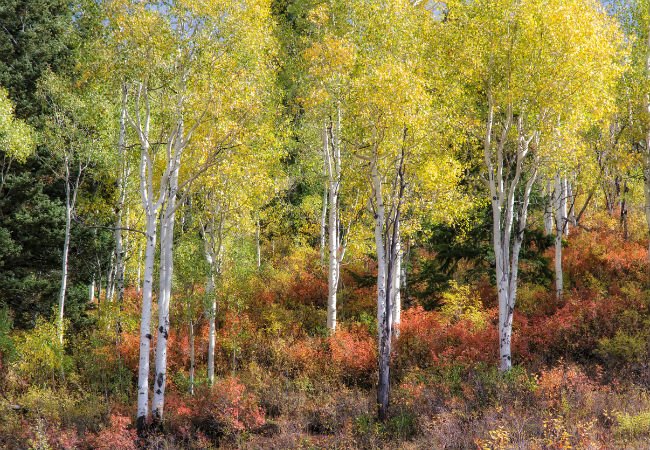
[84,414,137,450]
[329,325,377,381]
[186,376,265,439]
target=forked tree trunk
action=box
[484,103,538,372]
[152,130,182,426]
[324,114,342,333]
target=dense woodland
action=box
[3,0,650,448]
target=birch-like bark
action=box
[324,113,342,332]
[89,278,95,302]
[57,157,81,345]
[131,81,168,434]
[484,99,538,372]
[256,218,262,268]
[644,22,650,259]
[371,159,390,420]
[554,173,564,300]
[152,116,183,425]
[320,182,328,265]
[391,231,401,335]
[567,180,576,228]
[189,317,195,396]
[561,178,569,237]
[137,210,158,431]
[372,139,406,420]
[543,180,554,235]
[114,84,128,305]
[202,212,224,387]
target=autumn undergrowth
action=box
[3,223,650,449]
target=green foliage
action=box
[13,317,71,385]
[597,331,649,367]
[440,281,486,330]
[615,411,650,440]
[0,306,15,363]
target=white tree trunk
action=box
[372,160,390,420]
[189,318,195,396]
[327,179,339,332]
[320,183,328,265]
[562,177,569,237]
[202,212,223,387]
[391,232,401,335]
[58,190,71,345]
[57,158,80,346]
[136,245,142,294]
[206,269,216,385]
[484,103,538,372]
[136,211,157,430]
[152,138,182,425]
[256,218,261,268]
[89,278,95,302]
[554,173,564,300]
[324,117,341,333]
[544,180,554,235]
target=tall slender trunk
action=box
[327,176,339,331]
[152,133,182,426]
[320,182,328,265]
[325,115,341,332]
[89,278,95,303]
[58,185,72,345]
[562,177,569,237]
[256,218,261,268]
[372,160,390,421]
[484,102,537,372]
[106,253,115,302]
[57,158,80,345]
[554,173,564,300]
[391,231,401,335]
[544,180,554,235]
[203,216,223,386]
[189,317,195,396]
[137,211,157,432]
[567,180,576,228]
[206,269,216,385]
[136,246,143,294]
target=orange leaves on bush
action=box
[535,363,603,411]
[396,306,498,369]
[84,414,137,450]
[329,325,377,379]
[190,376,265,435]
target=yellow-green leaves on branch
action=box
[0,88,35,163]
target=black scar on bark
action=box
[157,372,164,387]
[146,333,152,340]
[136,415,148,437]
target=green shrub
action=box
[615,411,650,439]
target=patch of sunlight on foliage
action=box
[596,331,648,366]
[14,317,71,385]
[440,281,486,330]
[615,411,650,439]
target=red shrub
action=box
[84,414,137,450]
[188,376,265,437]
[329,325,377,379]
